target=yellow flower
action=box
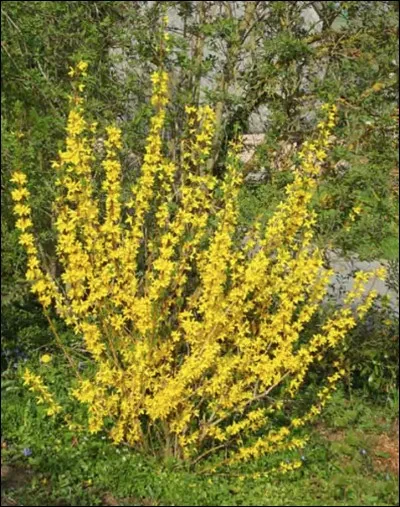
[11,188,30,201]
[16,218,33,231]
[11,172,27,185]
[40,354,52,364]
[89,121,98,133]
[375,267,387,281]
[77,61,88,73]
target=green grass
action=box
[1,378,398,506]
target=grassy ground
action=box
[1,384,398,507]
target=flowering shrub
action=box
[11,61,386,470]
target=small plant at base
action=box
[11,61,386,470]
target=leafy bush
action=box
[10,61,386,471]
[309,267,399,398]
[344,297,399,395]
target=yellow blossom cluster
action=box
[22,368,62,417]
[11,62,383,467]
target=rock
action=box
[244,170,269,184]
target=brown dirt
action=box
[1,497,18,507]
[1,461,34,507]
[315,424,346,442]
[373,419,399,475]
[1,464,32,491]
[102,493,121,506]
[102,493,158,506]
[316,419,399,477]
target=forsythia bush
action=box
[11,61,385,470]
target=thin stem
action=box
[44,311,81,379]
